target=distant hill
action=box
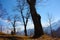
[43,20,60,34]
[16,29,34,36]
[52,27,60,37]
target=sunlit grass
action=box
[0,32,60,40]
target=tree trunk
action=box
[13,20,16,34]
[14,27,16,34]
[21,11,27,36]
[24,25,27,36]
[27,0,44,38]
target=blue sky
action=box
[0,0,60,31]
[36,0,60,26]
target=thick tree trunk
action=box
[30,6,44,38]
[27,0,44,38]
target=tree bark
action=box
[27,0,44,38]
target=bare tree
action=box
[16,0,30,36]
[47,13,54,36]
[7,15,20,34]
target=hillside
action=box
[43,20,60,34]
[0,33,60,40]
[37,34,60,40]
[0,32,6,35]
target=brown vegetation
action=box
[0,32,60,40]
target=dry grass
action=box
[0,32,60,40]
[23,34,60,40]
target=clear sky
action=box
[36,0,60,27]
[0,0,60,31]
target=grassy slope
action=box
[0,32,60,40]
